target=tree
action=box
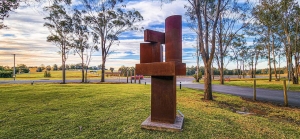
[46,65,51,71]
[253,0,299,83]
[53,64,58,70]
[252,0,279,81]
[81,0,143,82]
[278,0,299,84]
[44,2,73,84]
[0,0,72,29]
[0,0,19,29]
[185,0,228,100]
[229,34,246,79]
[193,37,201,82]
[110,67,114,73]
[71,9,90,83]
[72,9,98,83]
[214,0,251,84]
[17,64,29,73]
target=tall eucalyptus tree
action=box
[44,2,73,84]
[80,0,143,82]
[71,9,98,83]
[185,0,228,100]
[215,0,251,84]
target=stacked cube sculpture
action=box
[136,15,186,131]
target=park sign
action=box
[136,15,186,131]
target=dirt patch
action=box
[269,115,300,126]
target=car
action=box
[131,75,144,79]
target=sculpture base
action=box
[141,115,184,132]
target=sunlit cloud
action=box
[1,0,272,70]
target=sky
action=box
[0,0,296,70]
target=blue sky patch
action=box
[3,34,15,37]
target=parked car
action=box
[131,75,144,79]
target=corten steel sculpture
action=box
[136,15,186,131]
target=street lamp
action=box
[13,54,15,81]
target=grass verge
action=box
[0,70,117,81]
[0,84,299,138]
[198,79,300,92]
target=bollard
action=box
[180,82,182,89]
[283,80,288,106]
[145,82,146,85]
[253,79,256,101]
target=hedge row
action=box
[0,70,13,78]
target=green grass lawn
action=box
[0,70,116,80]
[198,78,300,92]
[0,84,300,138]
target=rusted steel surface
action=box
[136,62,186,76]
[136,15,186,124]
[151,76,176,123]
[140,43,152,63]
[165,15,182,63]
[136,62,176,76]
[175,63,186,75]
[140,43,163,63]
[144,29,165,44]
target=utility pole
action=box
[13,54,15,81]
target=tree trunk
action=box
[294,54,299,84]
[220,54,224,84]
[242,60,245,78]
[239,61,242,79]
[236,60,239,78]
[85,67,88,83]
[267,28,272,82]
[101,60,105,82]
[251,57,254,78]
[62,47,66,84]
[294,20,299,84]
[272,35,278,80]
[81,50,84,83]
[204,65,213,100]
[212,65,214,80]
[268,44,272,81]
[218,14,224,85]
[196,54,200,82]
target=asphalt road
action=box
[1,77,299,107]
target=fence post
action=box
[253,79,256,101]
[283,80,288,107]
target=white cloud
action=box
[1,0,274,70]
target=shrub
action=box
[0,70,13,78]
[22,68,30,73]
[193,71,202,82]
[44,71,51,77]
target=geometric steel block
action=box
[136,62,186,76]
[140,43,163,63]
[137,15,186,129]
[151,76,176,123]
[136,62,176,76]
[144,29,165,44]
[175,63,186,75]
[165,15,182,63]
